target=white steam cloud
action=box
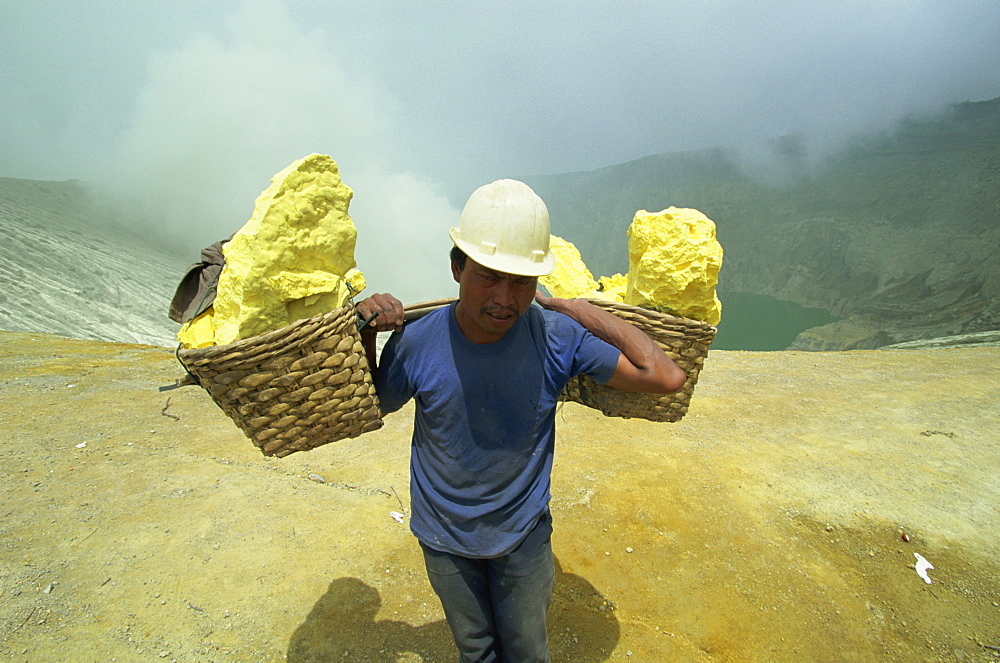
[101,1,458,303]
[2,0,999,304]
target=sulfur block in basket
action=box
[542,236,603,300]
[625,207,723,325]
[541,207,722,327]
[215,154,365,344]
[539,213,722,422]
[177,153,366,349]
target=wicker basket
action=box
[560,299,716,422]
[177,305,382,457]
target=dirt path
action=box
[0,331,997,662]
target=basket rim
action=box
[177,305,354,360]
[579,297,717,331]
[175,296,717,361]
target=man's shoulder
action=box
[411,301,452,327]
[531,303,587,338]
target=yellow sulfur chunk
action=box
[596,273,627,303]
[286,268,367,322]
[540,235,601,299]
[208,154,365,346]
[625,207,723,325]
[176,307,217,349]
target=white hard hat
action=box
[449,179,555,277]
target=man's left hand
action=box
[356,293,405,333]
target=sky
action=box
[3,0,1000,303]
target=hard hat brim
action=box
[450,228,555,277]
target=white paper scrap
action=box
[390,511,405,524]
[914,553,934,584]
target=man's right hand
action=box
[356,293,405,333]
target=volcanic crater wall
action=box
[528,97,1000,350]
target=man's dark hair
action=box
[450,245,467,271]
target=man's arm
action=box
[535,292,686,394]
[355,292,405,373]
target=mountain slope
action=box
[0,177,187,347]
[526,97,1000,349]
[3,97,998,351]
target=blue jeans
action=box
[421,513,555,663]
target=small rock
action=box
[626,547,634,554]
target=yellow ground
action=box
[0,331,997,661]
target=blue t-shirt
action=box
[376,302,620,558]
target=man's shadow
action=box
[287,556,620,662]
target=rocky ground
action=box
[1,330,998,662]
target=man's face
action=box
[452,257,538,344]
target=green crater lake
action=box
[711,292,838,351]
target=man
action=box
[356,179,684,662]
